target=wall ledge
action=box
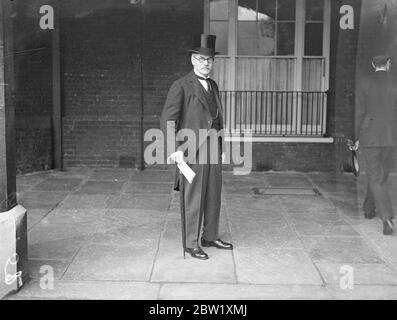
[225,136,335,144]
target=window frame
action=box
[204,0,332,141]
[204,0,331,92]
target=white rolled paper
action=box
[177,160,196,184]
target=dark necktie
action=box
[196,75,212,92]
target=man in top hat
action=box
[160,34,233,259]
[355,55,397,235]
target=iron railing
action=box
[220,91,328,136]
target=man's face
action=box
[191,53,214,77]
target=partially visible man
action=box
[160,34,232,259]
[355,55,397,235]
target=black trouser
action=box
[180,136,222,248]
[362,147,395,221]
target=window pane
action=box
[237,21,258,55]
[258,0,276,20]
[258,19,276,55]
[210,0,229,20]
[238,20,276,56]
[277,22,295,55]
[277,0,296,21]
[305,23,323,56]
[306,0,324,21]
[210,21,229,55]
[238,0,257,21]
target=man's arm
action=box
[160,81,184,162]
[161,81,183,132]
[355,80,368,142]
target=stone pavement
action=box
[3,168,397,300]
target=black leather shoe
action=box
[383,219,395,236]
[185,247,209,260]
[202,239,233,250]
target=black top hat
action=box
[189,34,219,56]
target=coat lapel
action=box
[187,70,210,114]
[186,70,224,126]
[211,81,224,122]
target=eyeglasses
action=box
[193,55,214,64]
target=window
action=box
[209,0,229,55]
[236,0,296,56]
[305,0,324,56]
[205,0,331,137]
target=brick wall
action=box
[59,0,364,172]
[14,2,53,174]
[61,0,202,169]
[327,0,362,172]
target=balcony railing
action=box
[220,91,328,136]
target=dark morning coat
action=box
[160,70,225,191]
[356,71,397,147]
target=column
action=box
[0,0,28,299]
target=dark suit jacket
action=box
[356,71,397,147]
[160,70,225,190]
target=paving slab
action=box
[48,168,91,179]
[57,194,113,209]
[228,212,289,232]
[27,209,51,230]
[264,173,313,188]
[288,213,360,237]
[87,224,163,247]
[8,280,160,300]
[28,210,108,245]
[62,243,157,281]
[33,178,83,192]
[223,182,267,195]
[224,195,281,212]
[151,220,236,284]
[89,169,134,181]
[132,170,175,182]
[19,191,69,210]
[230,224,302,249]
[7,169,397,300]
[151,245,236,284]
[234,247,323,285]
[17,185,33,194]
[27,236,86,261]
[315,183,360,195]
[103,208,166,227]
[315,263,397,285]
[115,194,171,211]
[27,259,71,280]
[125,182,174,194]
[159,283,333,300]
[16,172,52,188]
[75,181,125,194]
[326,196,362,212]
[328,285,397,300]
[366,236,397,265]
[277,195,338,214]
[301,237,384,264]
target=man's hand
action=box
[167,150,184,164]
[353,140,359,151]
